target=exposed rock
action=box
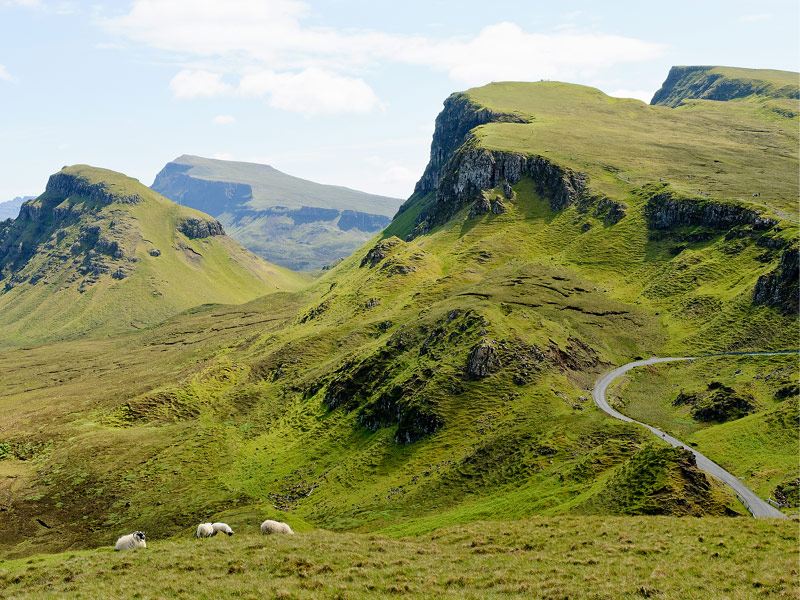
[411,148,585,238]
[338,210,391,232]
[752,247,799,315]
[177,218,225,239]
[45,173,141,206]
[466,340,500,378]
[644,187,776,231]
[149,249,161,257]
[365,297,381,309]
[414,93,529,195]
[360,237,401,267]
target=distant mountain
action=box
[651,65,799,107]
[151,155,403,271]
[0,165,309,345]
[0,196,34,220]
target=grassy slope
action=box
[0,74,797,566]
[0,166,309,346]
[170,155,401,216]
[1,517,796,600]
[610,354,799,499]
[466,81,798,214]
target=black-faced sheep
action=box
[212,522,234,536]
[260,519,294,535]
[115,531,146,551]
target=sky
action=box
[1,0,798,202]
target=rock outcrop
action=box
[752,247,799,315]
[410,147,586,238]
[45,173,141,207]
[644,189,776,231]
[414,93,529,195]
[177,218,225,239]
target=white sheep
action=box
[196,523,215,538]
[260,519,294,535]
[212,522,234,536]
[115,531,146,551]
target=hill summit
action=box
[152,155,403,270]
[0,165,308,345]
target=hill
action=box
[0,165,309,346]
[151,155,403,271]
[0,196,33,220]
[0,67,797,560]
[651,65,799,107]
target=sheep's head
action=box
[227,530,234,536]
[135,531,146,541]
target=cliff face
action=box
[152,162,253,216]
[152,158,397,270]
[407,96,586,238]
[644,189,777,230]
[414,93,529,195]
[752,247,799,314]
[651,66,800,107]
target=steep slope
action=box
[651,65,799,107]
[0,196,33,220]
[152,155,403,270]
[0,165,308,345]
[0,68,797,557]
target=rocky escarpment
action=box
[644,188,777,231]
[178,217,225,239]
[651,66,800,108]
[152,162,253,216]
[413,93,529,196]
[409,147,587,238]
[44,173,141,208]
[752,247,799,314]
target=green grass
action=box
[0,165,309,345]
[463,79,798,214]
[1,517,797,599]
[0,72,796,570]
[611,354,799,502]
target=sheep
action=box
[212,522,234,536]
[196,523,215,538]
[115,531,146,551]
[260,519,294,535]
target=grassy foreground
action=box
[1,517,797,599]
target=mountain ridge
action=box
[152,155,403,270]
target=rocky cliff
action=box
[643,187,777,231]
[651,66,800,108]
[414,93,529,195]
[752,247,799,314]
[152,156,400,270]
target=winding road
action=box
[592,352,797,519]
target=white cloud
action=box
[214,114,235,124]
[607,89,655,103]
[0,64,12,81]
[169,70,233,99]
[104,1,666,113]
[2,0,42,6]
[739,13,772,22]
[240,68,381,115]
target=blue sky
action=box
[1,0,798,202]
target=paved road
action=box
[592,353,794,519]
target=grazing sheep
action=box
[212,522,234,536]
[196,523,215,538]
[260,519,294,535]
[115,531,146,551]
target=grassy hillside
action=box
[610,354,799,500]
[0,165,309,346]
[1,517,796,599]
[0,69,797,567]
